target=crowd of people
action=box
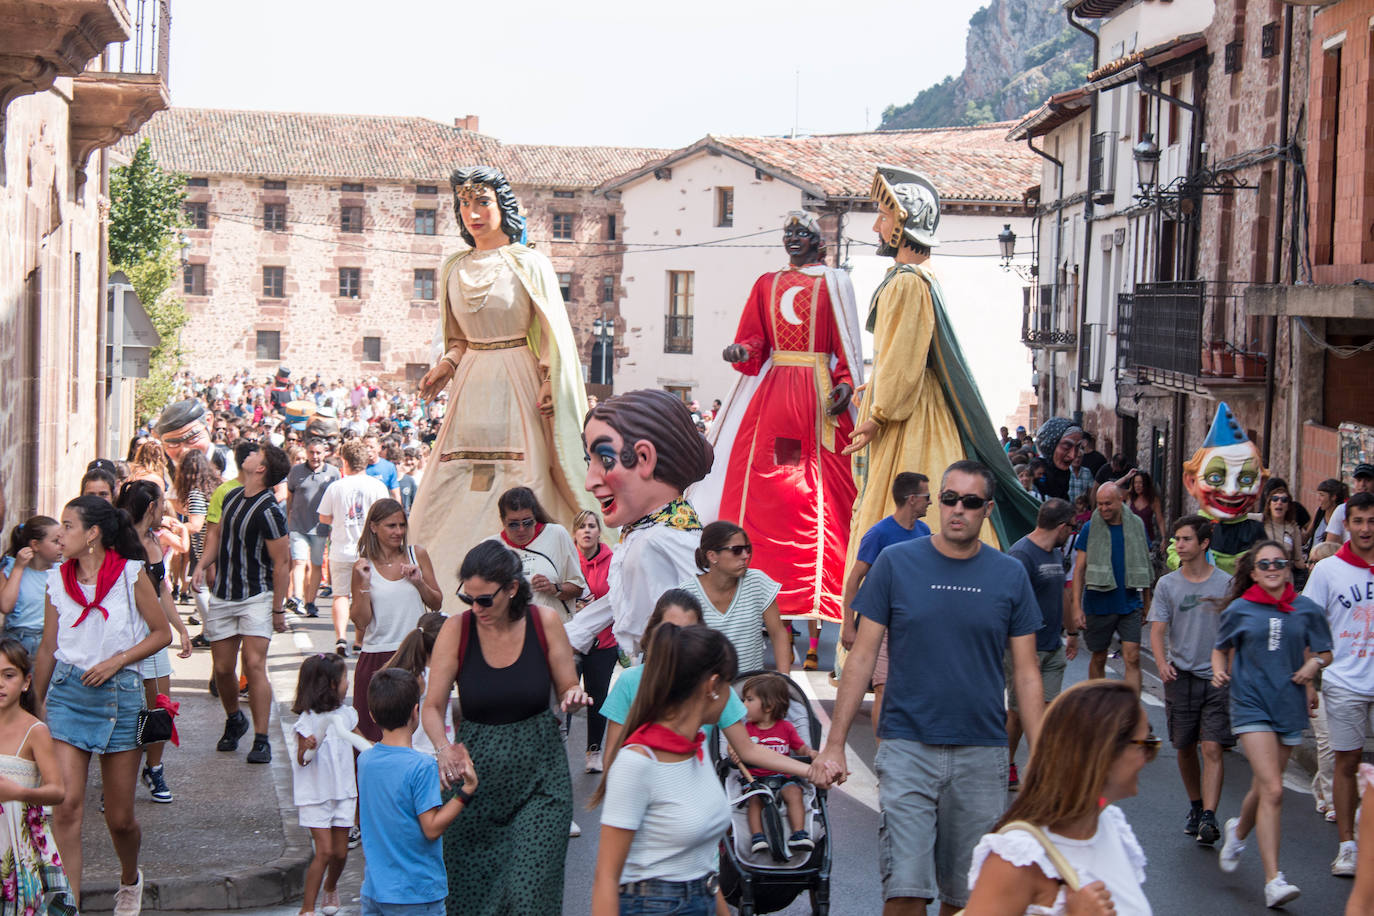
[4,367,1374,916]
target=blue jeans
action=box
[360,896,443,916]
[619,877,715,915]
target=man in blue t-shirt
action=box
[363,432,401,500]
[839,472,931,736]
[1003,497,1076,789]
[817,460,1044,913]
[1073,482,1152,694]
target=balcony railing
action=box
[1122,281,1263,388]
[104,0,171,83]
[664,314,693,354]
[1127,281,1203,377]
[1021,284,1077,349]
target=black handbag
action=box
[136,703,176,745]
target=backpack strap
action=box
[454,606,553,681]
[527,605,551,664]
[455,610,473,679]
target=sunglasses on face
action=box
[939,491,988,510]
[1270,495,1289,503]
[714,544,752,557]
[456,591,499,607]
[505,518,537,530]
[1129,735,1162,762]
[1255,558,1291,571]
[161,429,204,446]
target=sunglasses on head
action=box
[505,518,537,530]
[714,544,752,556]
[939,491,988,510]
[1129,735,1162,762]
[456,590,499,607]
[1255,558,1291,571]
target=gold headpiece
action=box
[455,179,492,206]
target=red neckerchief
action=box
[60,551,127,626]
[500,523,545,549]
[1243,582,1297,613]
[625,722,705,761]
[1337,542,1374,571]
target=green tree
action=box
[108,139,189,421]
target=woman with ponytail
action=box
[383,611,451,757]
[592,624,736,915]
[33,495,173,914]
[1210,541,1332,907]
[1,516,60,655]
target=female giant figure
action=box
[413,166,599,598]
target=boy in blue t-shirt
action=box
[358,669,476,916]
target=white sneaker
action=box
[113,869,144,916]
[569,819,581,837]
[1332,840,1358,877]
[1264,872,1300,908]
[1219,817,1247,873]
[585,749,603,774]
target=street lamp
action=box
[997,224,1016,267]
[592,315,614,388]
[1133,132,1161,192]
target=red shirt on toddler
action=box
[744,719,805,777]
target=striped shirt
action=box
[214,487,288,601]
[680,568,781,671]
[186,488,208,561]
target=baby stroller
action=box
[710,670,832,916]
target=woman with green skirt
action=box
[422,540,590,915]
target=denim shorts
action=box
[360,896,443,916]
[875,739,1007,908]
[289,531,328,566]
[1233,722,1305,746]
[138,646,172,679]
[2,626,42,659]
[618,876,715,915]
[46,661,144,754]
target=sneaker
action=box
[1264,872,1301,908]
[1197,811,1221,846]
[750,832,768,854]
[318,585,333,598]
[804,648,819,671]
[239,674,250,696]
[1008,763,1019,791]
[569,820,581,838]
[335,640,349,658]
[112,868,143,916]
[285,597,304,616]
[585,748,603,774]
[320,890,340,916]
[1219,817,1247,873]
[216,711,248,751]
[304,602,320,618]
[1327,809,1339,823]
[1184,806,1202,837]
[246,735,272,764]
[1333,840,1358,877]
[141,764,173,803]
[191,633,211,649]
[347,826,361,849]
[186,615,200,626]
[788,829,814,854]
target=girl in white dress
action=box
[964,680,1155,916]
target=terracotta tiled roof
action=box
[601,123,1039,204]
[502,144,669,187]
[121,108,666,187]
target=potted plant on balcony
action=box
[1235,349,1267,379]
[1204,341,1234,377]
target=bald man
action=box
[1073,482,1154,694]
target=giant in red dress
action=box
[709,264,859,621]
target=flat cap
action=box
[154,399,207,434]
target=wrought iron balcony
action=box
[1021,284,1077,350]
[664,314,693,354]
[1118,281,1265,393]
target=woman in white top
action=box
[491,487,584,621]
[680,521,790,673]
[964,680,1154,916]
[33,495,173,913]
[349,498,442,741]
[592,625,736,916]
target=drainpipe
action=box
[1261,4,1293,468]
[1026,135,1064,417]
[1067,7,1099,425]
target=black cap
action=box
[1354,463,1374,480]
[86,458,117,475]
[153,399,207,434]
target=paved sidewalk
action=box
[79,609,351,912]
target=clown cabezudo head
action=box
[1182,402,1267,521]
[582,389,714,529]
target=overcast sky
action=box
[169,0,991,148]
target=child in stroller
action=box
[736,674,817,858]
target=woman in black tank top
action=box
[422,541,591,916]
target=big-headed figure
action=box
[692,212,863,637]
[412,166,598,598]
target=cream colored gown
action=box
[408,247,582,598]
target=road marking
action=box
[796,670,880,813]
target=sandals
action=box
[804,648,819,671]
[335,640,349,658]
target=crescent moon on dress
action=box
[779,287,804,326]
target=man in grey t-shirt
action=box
[1148,514,1233,847]
[284,438,339,617]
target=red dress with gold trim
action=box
[717,266,856,621]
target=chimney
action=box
[454,115,479,132]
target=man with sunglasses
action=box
[1073,482,1152,695]
[1303,489,1374,877]
[818,460,1044,915]
[154,398,235,479]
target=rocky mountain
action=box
[881,0,1093,129]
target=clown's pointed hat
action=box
[1202,402,1248,448]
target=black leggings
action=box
[582,643,620,750]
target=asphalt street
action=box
[225,613,1355,916]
